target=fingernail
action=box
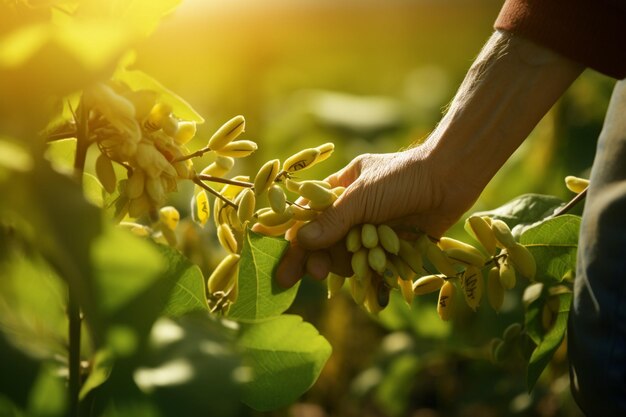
[298,221,322,242]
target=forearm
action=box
[421,31,584,191]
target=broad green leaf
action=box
[237,315,331,411]
[83,172,105,207]
[527,292,572,391]
[469,193,565,235]
[157,245,209,317]
[227,231,300,320]
[79,350,114,400]
[115,69,204,123]
[92,227,166,315]
[520,215,580,283]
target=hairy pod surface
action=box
[466,215,497,255]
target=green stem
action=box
[552,188,587,217]
[192,177,238,209]
[197,174,253,188]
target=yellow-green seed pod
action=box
[268,184,286,214]
[377,224,400,255]
[299,181,336,205]
[208,115,245,151]
[207,254,240,294]
[200,162,228,178]
[290,205,317,221]
[253,219,297,237]
[398,239,423,274]
[498,257,516,290]
[361,224,379,249]
[216,155,235,170]
[462,266,483,311]
[412,274,445,295]
[507,243,536,280]
[284,178,302,193]
[466,215,497,256]
[444,247,486,268]
[351,248,371,281]
[390,255,416,281]
[217,223,239,253]
[96,153,117,193]
[144,103,173,131]
[332,186,346,197]
[437,280,455,321]
[382,260,399,289]
[174,121,197,145]
[345,226,362,253]
[350,276,367,305]
[221,175,250,199]
[364,282,383,314]
[253,159,280,196]
[487,266,504,312]
[327,272,345,299]
[257,205,293,227]
[367,246,387,274]
[126,169,145,199]
[191,190,210,226]
[491,219,516,249]
[398,277,414,305]
[216,140,258,158]
[282,148,321,172]
[565,175,589,194]
[236,188,256,224]
[159,206,180,231]
[308,197,335,211]
[438,237,485,261]
[425,241,458,277]
[314,142,335,164]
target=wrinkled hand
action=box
[276,145,483,288]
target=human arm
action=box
[276,30,584,288]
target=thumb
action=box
[297,196,357,250]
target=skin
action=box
[276,30,584,289]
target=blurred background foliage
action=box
[0,0,614,416]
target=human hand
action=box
[275,144,484,288]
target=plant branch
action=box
[47,130,78,142]
[552,188,587,217]
[172,146,211,162]
[197,174,253,188]
[192,177,238,209]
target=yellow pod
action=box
[221,175,250,199]
[326,272,346,299]
[159,206,180,231]
[438,237,485,261]
[487,266,504,312]
[284,178,302,193]
[345,226,362,253]
[466,215,497,256]
[208,115,245,151]
[96,153,117,193]
[200,162,229,178]
[361,224,379,249]
[444,247,486,268]
[565,175,589,194]
[299,181,336,204]
[398,239,423,274]
[381,260,399,289]
[253,219,296,237]
[268,184,287,214]
[216,155,236,170]
[257,205,294,227]
[425,241,458,277]
[207,254,240,294]
[462,266,483,311]
[314,142,335,163]
[507,243,536,280]
[217,223,239,253]
[144,102,173,131]
[308,196,335,211]
[236,188,256,224]
[498,257,516,290]
[377,224,400,255]
[351,248,371,281]
[398,277,415,306]
[283,148,321,172]
[174,121,196,145]
[290,205,318,221]
[437,280,455,321]
[332,186,346,198]
[191,190,210,226]
[216,140,258,158]
[363,281,384,314]
[367,246,387,274]
[389,255,416,281]
[490,219,517,249]
[412,274,445,295]
[253,159,280,196]
[126,169,145,199]
[350,276,367,305]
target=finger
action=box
[276,241,308,288]
[305,251,331,281]
[297,197,358,251]
[328,241,353,277]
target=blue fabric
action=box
[569,79,626,416]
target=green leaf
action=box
[469,193,565,234]
[227,231,300,320]
[527,292,572,391]
[83,172,105,207]
[115,69,204,123]
[520,215,580,283]
[237,315,331,411]
[92,228,166,315]
[157,245,209,317]
[79,350,114,400]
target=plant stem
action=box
[552,188,587,217]
[172,145,211,162]
[192,177,238,209]
[197,174,253,188]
